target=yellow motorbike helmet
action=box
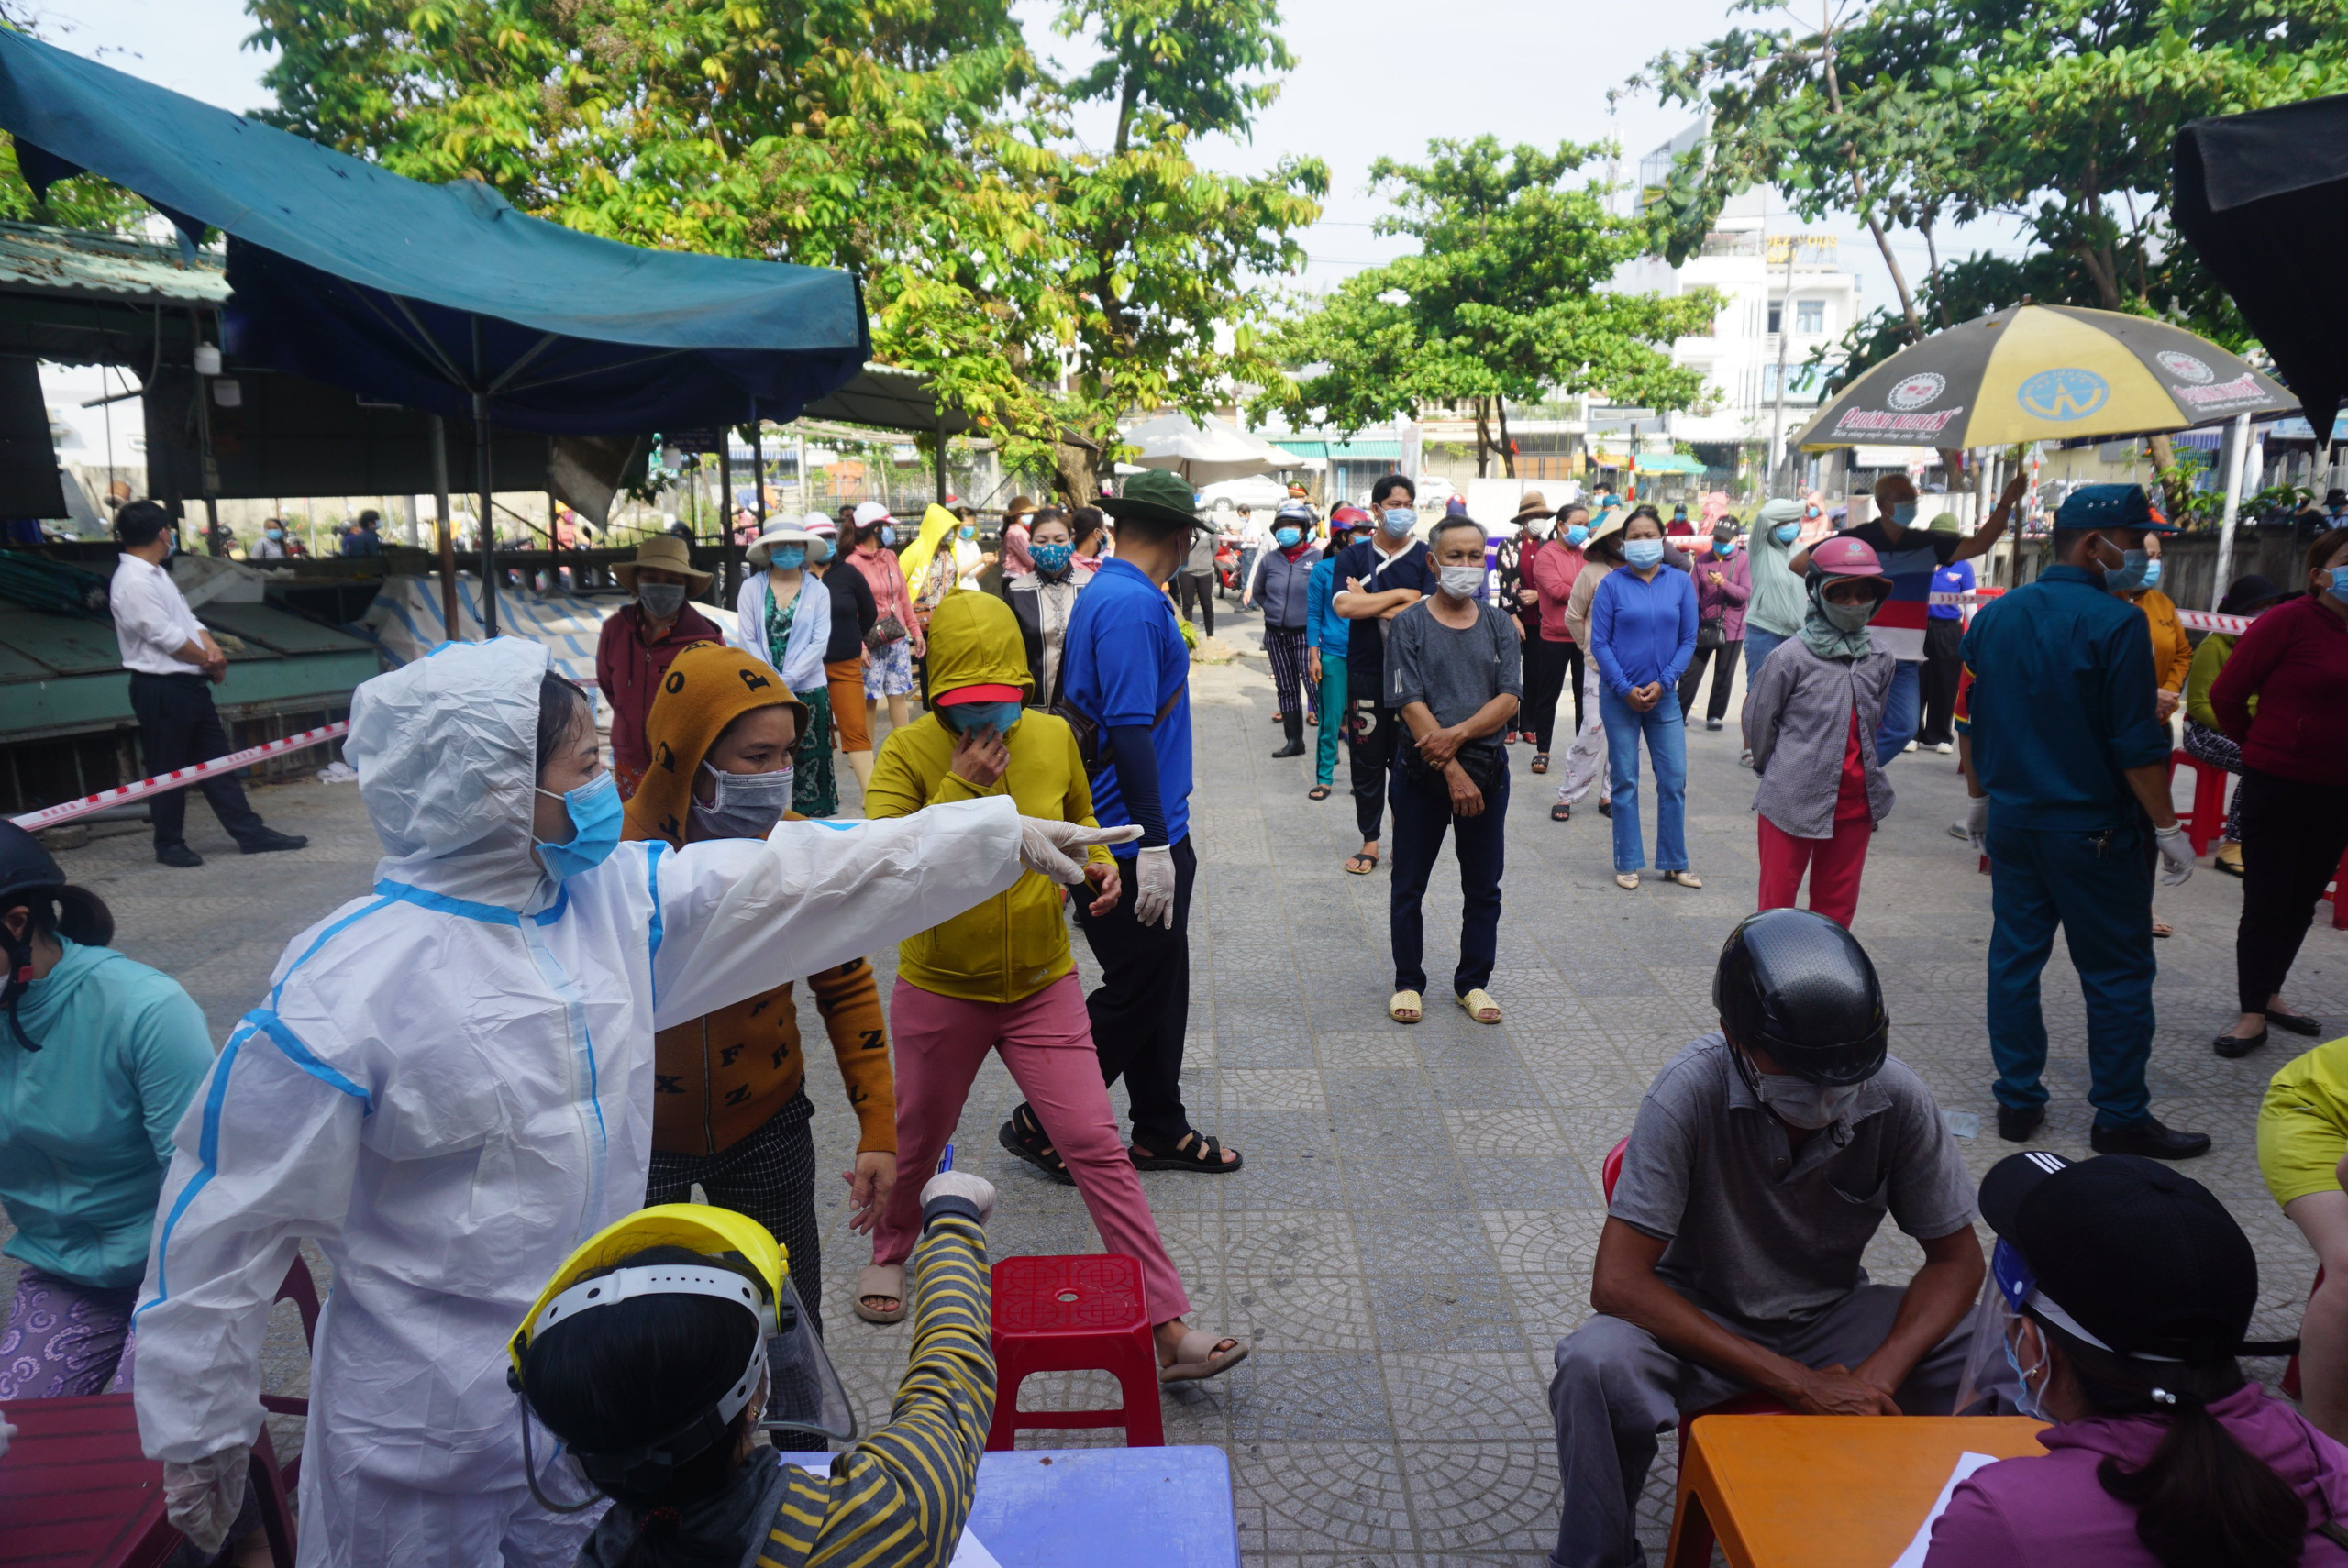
[507,1204,855,1509]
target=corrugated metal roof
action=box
[0,218,227,305]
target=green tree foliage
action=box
[1257,136,1713,477]
[244,0,1324,493]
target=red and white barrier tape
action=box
[1927,589,2251,635]
[9,722,350,832]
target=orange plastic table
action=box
[1665,1415,2049,1568]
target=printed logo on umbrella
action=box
[2156,350,2215,385]
[1886,372,1945,411]
[2016,368,2110,421]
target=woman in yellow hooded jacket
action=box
[862,589,1245,1379]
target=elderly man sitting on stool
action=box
[1546,910,1990,1568]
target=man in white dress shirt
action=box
[108,501,306,868]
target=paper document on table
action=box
[1888,1451,2000,1567]
[948,1527,1003,1568]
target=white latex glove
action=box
[1018,817,1143,884]
[921,1170,997,1227]
[1964,794,1989,853]
[1132,844,1177,930]
[2154,823,2195,887]
[164,1446,249,1557]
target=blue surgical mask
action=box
[1032,541,1073,576]
[1380,507,1416,537]
[1773,523,1800,545]
[767,545,805,570]
[1892,502,1919,525]
[807,536,835,564]
[2002,1322,2049,1421]
[1623,538,1666,569]
[947,701,1023,736]
[533,771,622,881]
[2139,558,2162,590]
[1564,525,1589,547]
[879,525,896,547]
[1713,536,1738,556]
[2106,547,2153,593]
[958,525,977,540]
[2329,565,2348,599]
[265,526,283,540]
[1274,526,1302,547]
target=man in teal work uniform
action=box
[1956,484,2204,1158]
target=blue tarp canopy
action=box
[0,26,868,436]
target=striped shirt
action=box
[758,1212,995,1568]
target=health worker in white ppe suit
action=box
[128,637,1133,1567]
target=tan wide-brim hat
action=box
[1512,490,1555,522]
[1583,511,1629,552]
[613,533,713,591]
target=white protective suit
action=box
[132,638,1028,1567]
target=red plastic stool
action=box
[2328,846,2348,932]
[986,1253,1164,1451]
[2170,748,2231,857]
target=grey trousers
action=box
[1545,1284,1981,1568]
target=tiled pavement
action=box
[10,626,2346,1566]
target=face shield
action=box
[1951,1238,2036,1419]
[506,1204,858,1512]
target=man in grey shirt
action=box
[1546,910,1991,1568]
[1385,514,1522,1025]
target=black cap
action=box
[1980,1151,2257,1364]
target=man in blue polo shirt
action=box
[1957,483,2203,1159]
[1006,468,1239,1176]
[1332,473,1438,877]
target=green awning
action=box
[1633,452,1707,473]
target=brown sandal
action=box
[1130,1130,1243,1174]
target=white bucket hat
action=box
[746,520,815,569]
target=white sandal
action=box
[852,1263,906,1325]
[1457,988,1501,1024]
[1389,988,1423,1023]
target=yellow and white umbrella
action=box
[1795,304,2295,449]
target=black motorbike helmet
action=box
[1712,908,1888,1085]
[0,821,115,1051]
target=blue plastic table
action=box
[776,1445,1239,1567]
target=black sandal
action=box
[1550,801,1571,823]
[999,1103,1076,1185]
[1130,1131,1243,1175]
[1308,784,1332,801]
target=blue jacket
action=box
[1958,564,2169,832]
[1590,564,1699,695]
[1304,555,1349,656]
[0,937,214,1287]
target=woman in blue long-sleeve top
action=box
[1589,508,1700,889]
[1302,509,1359,801]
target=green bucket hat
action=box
[1101,468,1203,532]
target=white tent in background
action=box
[1122,411,1298,484]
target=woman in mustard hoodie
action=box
[863,590,1245,1380]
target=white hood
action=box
[346,636,554,910]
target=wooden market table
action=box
[1664,1415,2049,1568]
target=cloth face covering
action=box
[947,701,1024,737]
[691,761,794,839]
[1800,579,1881,660]
[637,583,687,619]
[533,771,622,879]
[1438,565,1483,600]
[1031,541,1073,577]
[1623,539,1666,569]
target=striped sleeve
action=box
[759,1214,995,1568]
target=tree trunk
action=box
[1474,398,1492,478]
[1053,438,1099,508]
[1496,395,1517,479]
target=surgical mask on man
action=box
[1773,523,1801,546]
[1437,564,1483,600]
[1564,524,1589,547]
[1379,506,1416,538]
[637,582,687,620]
[947,701,1023,736]
[1753,1072,1863,1129]
[958,525,977,541]
[1274,525,1303,548]
[691,760,794,839]
[1891,502,1919,525]
[533,771,622,880]
[1623,538,1666,569]
[1032,541,1074,577]
[2104,547,2154,593]
[767,546,805,571]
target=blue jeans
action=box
[1389,759,1507,995]
[1600,686,1688,874]
[1985,818,2156,1127]
[1743,626,1789,688]
[1873,659,1921,764]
